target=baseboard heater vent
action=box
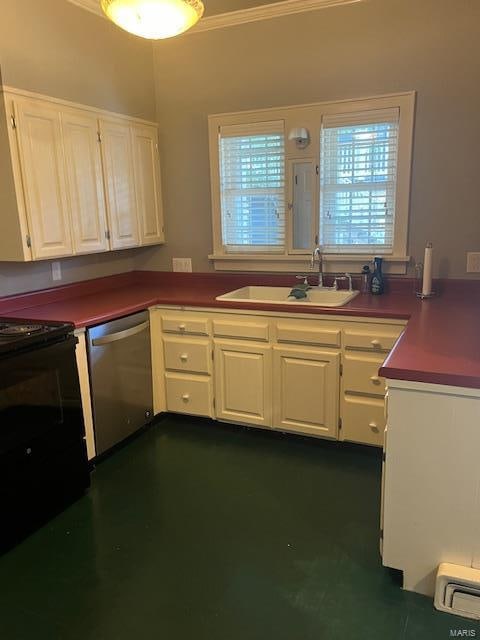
[435,563,480,619]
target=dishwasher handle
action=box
[91,320,150,346]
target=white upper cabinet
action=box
[99,118,139,250]
[14,98,73,260]
[131,124,164,245]
[0,87,165,262]
[62,109,109,254]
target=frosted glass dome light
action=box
[101,0,205,40]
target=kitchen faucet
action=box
[310,245,354,292]
[311,244,324,288]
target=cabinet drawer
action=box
[343,353,386,396]
[344,327,402,352]
[165,372,213,417]
[213,319,269,342]
[162,315,209,336]
[342,395,385,447]
[276,321,341,348]
[163,337,211,374]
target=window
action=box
[218,121,285,252]
[320,109,399,254]
[209,93,414,272]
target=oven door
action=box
[0,336,89,549]
[0,336,84,447]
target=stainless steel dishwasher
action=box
[87,311,153,455]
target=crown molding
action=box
[67,0,363,34]
[192,0,362,33]
[67,0,103,17]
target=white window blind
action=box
[219,121,285,253]
[319,108,400,254]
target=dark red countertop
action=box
[1,271,479,389]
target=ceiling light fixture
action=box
[101,0,205,40]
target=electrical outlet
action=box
[172,258,192,273]
[466,252,480,273]
[51,261,62,281]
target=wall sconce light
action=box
[288,127,310,150]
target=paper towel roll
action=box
[422,242,433,296]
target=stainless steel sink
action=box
[216,286,359,307]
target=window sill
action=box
[209,254,410,275]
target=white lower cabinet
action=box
[165,372,214,418]
[273,346,339,438]
[214,340,272,427]
[342,353,386,396]
[154,308,404,445]
[341,395,385,447]
[382,380,480,597]
[163,336,211,375]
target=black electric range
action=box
[0,317,90,552]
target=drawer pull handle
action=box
[182,393,190,402]
[371,339,381,347]
[369,422,379,433]
[179,324,186,332]
[180,354,188,362]
[370,376,381,384]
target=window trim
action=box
[208,91,415,273]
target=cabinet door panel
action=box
[163,337,211,375]
[165,372,213,418]
[343,353,386,396]
[214,340,271,427]
[131,124,164,245]
[99,119,138,249]
[62,110,108,254]
[344,328,402,352]
[14,99,73,259]
[273,346,339,438]
[341,394,385,447]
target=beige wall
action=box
[0,0,156,297]
[137,0,480,278]
[0,0,155,118]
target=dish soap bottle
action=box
[370,257,385,295]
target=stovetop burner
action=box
[0,318,75,356]
[0,324,44,336]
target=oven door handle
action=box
[91,320,150,346]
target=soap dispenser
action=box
[361,265,371,294]
[370,257,385,295]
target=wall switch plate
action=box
[466,252,480,273]
[172,258,192,273]
[51,261,62,281]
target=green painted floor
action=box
[1,415,477,640]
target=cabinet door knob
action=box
[180,353,188,362]
[369,422,379,432]
[182,393,190,402]
[179,324,186,332]
[370,376,381,384]
[371,339,381,347]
